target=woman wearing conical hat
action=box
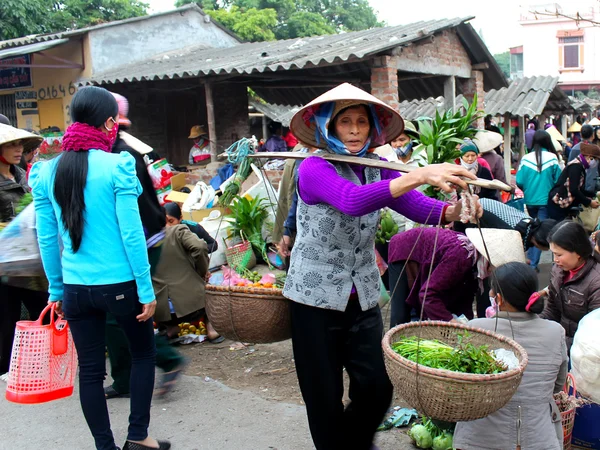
[284,83,482,450]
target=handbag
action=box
[6,303,77,404]
[224,231,256,272]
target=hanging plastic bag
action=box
[0,203,44,277]
[6,302,77,404]
[571,309,600,403]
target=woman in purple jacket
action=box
[283,83,482,450]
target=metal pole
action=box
[503,113,512,181]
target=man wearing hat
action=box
[188,125,210,164]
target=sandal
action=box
[156,358,188,398]
[104,385,130,399]
[123,440,171,450]
[208,335,225,344]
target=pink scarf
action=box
[61,122,116,153]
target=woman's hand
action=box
[48,300,63,318]
[137,300,157,322]
[443,194,483,222]
[278,235,293,258]
[591,199,600,208]
[389,163,477,198]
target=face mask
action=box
[107,121,119,147]
[589,159,599,169]
[394,143,413,158]
[461,159,478,171]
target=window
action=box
[558,31,584,71]
[510,53,524,78]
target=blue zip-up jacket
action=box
[516,149,562,207]
[29,150,154,303]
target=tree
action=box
[0,0,148,40]
[175,0,381,41]
[575,91,587,100]
[493,51,510,79]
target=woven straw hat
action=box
[465,228,526,268]
[589,117,600,126]
[473,130,503,153]
[188,125,208,139]
[0,123,43,153]
[546,125,565,142]
[290,83,404,149]
[567,122,582,133]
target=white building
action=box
[517,2,600,94]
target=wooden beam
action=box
[249,152,513,192]
[444,76,456,113]
[472,62,490,70]
[518,116,526,158]
[503,113,512,180]
[204,82,218,163]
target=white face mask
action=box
[394,143,413,158]
[461,159,478,171]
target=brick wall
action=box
[371,55,400,109]
[459,70,485,128]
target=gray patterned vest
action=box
[283,153,381,312]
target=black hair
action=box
[531,130,555,171]
[54,86,118,252]
[164,202,182,219]
[328,104,375,137]
[548,220,593,259]
[491,262,543,313]
[581,124,594,140]
[268,121,282,135]
[531,219,557,249]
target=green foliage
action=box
[225,195,272,263]
[174,0,381,41]
[0,0,149,39]
[588,87,599,100]
[493,51,510,79]
[575,90,587,100]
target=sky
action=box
[144,0,593,54]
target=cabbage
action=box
[409,424,433,449]
[432,432,454,450]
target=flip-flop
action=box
[208,335,225,344]
[156,359,188,398]
[104,385,130,399]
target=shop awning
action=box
[0,39,69,60]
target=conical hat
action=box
[465,228,526,268]
[290,83,404,149]
[546,125,565,142]
[567,122,582,133]
[0,123,43,153]
[473,130,503,153]
[589,117,600,126]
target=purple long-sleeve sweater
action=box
[297,156,446,224]
[388,228,476,321]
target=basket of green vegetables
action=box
[382,321,528,422]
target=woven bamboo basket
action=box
[383,321,529,422]
[205,284,291,343]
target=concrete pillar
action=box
[262,115,268,142]
[561,115,568,139]
[458,70,485,128]
[503,113,512,179]
[444,76,456,113]
[204,82,218,163]
[370,55,400,110]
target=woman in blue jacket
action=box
[516,130,561,271]
[30,87,169,450]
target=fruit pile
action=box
[375,209,399,244]
[177,321,207,338]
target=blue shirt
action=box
[29,150,154,303]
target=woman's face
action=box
[595,128,600,140]
[0,141,24,165]
[391,133,411,149]
[165,214,181,227]
[461,151,478,164]
[333,105,371,153]
[550,243,584,271]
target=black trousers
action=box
[290,298,393,450]
[388,261,412,327]
[0,284,48,374]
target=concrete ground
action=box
[0,373,413,450]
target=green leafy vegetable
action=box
[391,332,506,375]
[409,424,433,449]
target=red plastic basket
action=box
[555,373,577,450]
[5,303,77,404]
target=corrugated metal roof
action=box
[485,75,561,116]
[398,76,572,119]
[249,101,300,127]
[80,16,474,85]
[0,38,69,59]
